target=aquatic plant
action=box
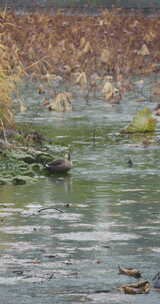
[121,108,157,133]
[48,92,72,112]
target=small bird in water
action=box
[45,152,72,174]
[127,158,133,167]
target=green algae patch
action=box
[0,147,65,185]
[12,177,27,185]
[11,175,38,185]
[0,179,8,185]
[0,151,37,185]
[121,108,157,134]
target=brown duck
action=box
[45,152,72,174]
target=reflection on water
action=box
[0,78,160,303]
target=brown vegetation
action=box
[1,9,160,80]
[1,8,160,125]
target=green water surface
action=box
[0,75,160,303]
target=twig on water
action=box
[0,119,8,144]
[93,126,96,145]
[38,207,64,213]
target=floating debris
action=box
[118,266,141,278]
[118,280,150,294]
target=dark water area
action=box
[1,0,160,15]
[0,74,160,303]
[1,0,160,9]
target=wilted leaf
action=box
[118,280,150,294]
[77,40,92,60]
[137,44,150,56]
[102,81,119,101]
[80,36,86,49]
[144,30,156,42]
[100,49,111,64]
[48,92,72,112]
[102,81,114,100]
[74,72,87,87]
[152,86,160,95]
[118,266,141,278]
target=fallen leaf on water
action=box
[137,44,150,56]
[118,266,141,278]
[118,280,150,295]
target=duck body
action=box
[45,153,72,174]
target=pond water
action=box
[1,75,160,303]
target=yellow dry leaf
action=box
[103,75,113,82]
[41,73,63,82]
[152,86,160,95]
[102,81,114,100]
[77,38,92,59]
[82,41,92,54]
[98,19,104,26]
[0,43,7,50]
[137,44,150,56]
[100,49,111,64]
[18,99,27,113]
[130,20,139,28]
[77,41,92,59]
[144,30,156,42]
[74,72,87,87]
[80,36,86,49]
[48,92,72,112]
[58,39,66,51]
